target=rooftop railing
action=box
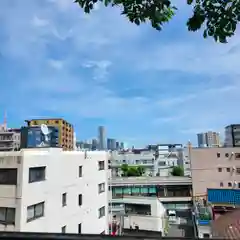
[0,232,226,240]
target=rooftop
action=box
[110,176,192,186]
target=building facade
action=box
[197,131,221,148]
[98,126,106,150]
[190,147,240,203]
[224,124,240,147]
[25,119,74,151]
[107,139,116,151]
[20,126,59,149]
[110,145,183,177]
[0,128,21,151]
[0,148,109,234]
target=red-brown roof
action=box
[212,209,240,239]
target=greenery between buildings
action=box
[74,0,240,43]
[120,164,145,177]
[171,166,184,176]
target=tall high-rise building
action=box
[197,131,220,147]
[92,138,98,150]
[107,138,116,150]
[98,126,106,150]
[224,124,240,147]
[25,118,74,151]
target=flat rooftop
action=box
[110,176,192,186]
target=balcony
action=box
[0,232,221,240]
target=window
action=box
[79,166,82,177]
[98,183,105,194]
[78,223,82,234]
[0,168,17,185]
[235,153,240,159]
[98,161,105,170]
[0,207,15,224]
[61,226,66,233]
[62,193,67,207]
[203,233,210,238]
[228,182,232,187]
[27,202,44,222]
[220,182,224,187]
[236,168,240,174]
[217,153,220,158]
[98,206,105,218]
[225,153,229,157]
[226,167,231,172]
[78,194,82,206]
[218,168,222,172]
[29,167,46,183]
[238,182,240,188]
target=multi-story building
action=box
[197,131,221,148]
[224,124,240,147]
[109,176,192,235]
[0,148,109,234]
[25,118,74,151]
[0,128,21,151]
[98,126,106,150]
[107,138,116,151]
[190,146,240,206]
[110,144,183,177]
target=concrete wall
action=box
[0,149,109,234]
[190,147,240,196]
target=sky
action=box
[0,0,240,147]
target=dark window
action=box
[78,223,82,234]
[218,168,222,172]
[220,182,224,187]
[0,168,17,185]
[98,161,105,170]
[238,182,240,188]
[62,193,67,207]
[78,194,82,206]
[235,153,240,159]
[226,167,231,172]
[27,202,44,222]
[236,168,240,174]
[98,206,105,218]
[98,183,105,194]
[61,226,66,233]
[79,166,82,177]
[203,233,210,238]
[29,167,46,183]
[217,153,220,158]
[228,182,232,187]
[225,153,229,157]
[55,120,59,124]
[0,207,15,224]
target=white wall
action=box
[0,148,109,234]
[111,197,166,233]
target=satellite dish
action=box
[41,124,49,135]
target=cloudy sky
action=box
[0,0,240,146]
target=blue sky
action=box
[0,0,240,147]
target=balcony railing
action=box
[0,232,224,240]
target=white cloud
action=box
[32,16,49,27]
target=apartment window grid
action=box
[98,161,105,170]
[27,202,44,222]
[98,206,105,218]
[62,193,67,207]
[98,183,105,194]
[0,207,15,224]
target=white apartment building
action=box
[0,148,109,234]
[110,145,182,177]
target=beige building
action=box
[197,131,221,148]
[189,145,240,197]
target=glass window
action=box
[0,169,17,185]
[27,202,44,222]
[29,167,46,183]
[0,207,15,224]
[98,206,105,218]
[98,161,105,170]
[62,193,67,207]
[79,166,82,177]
